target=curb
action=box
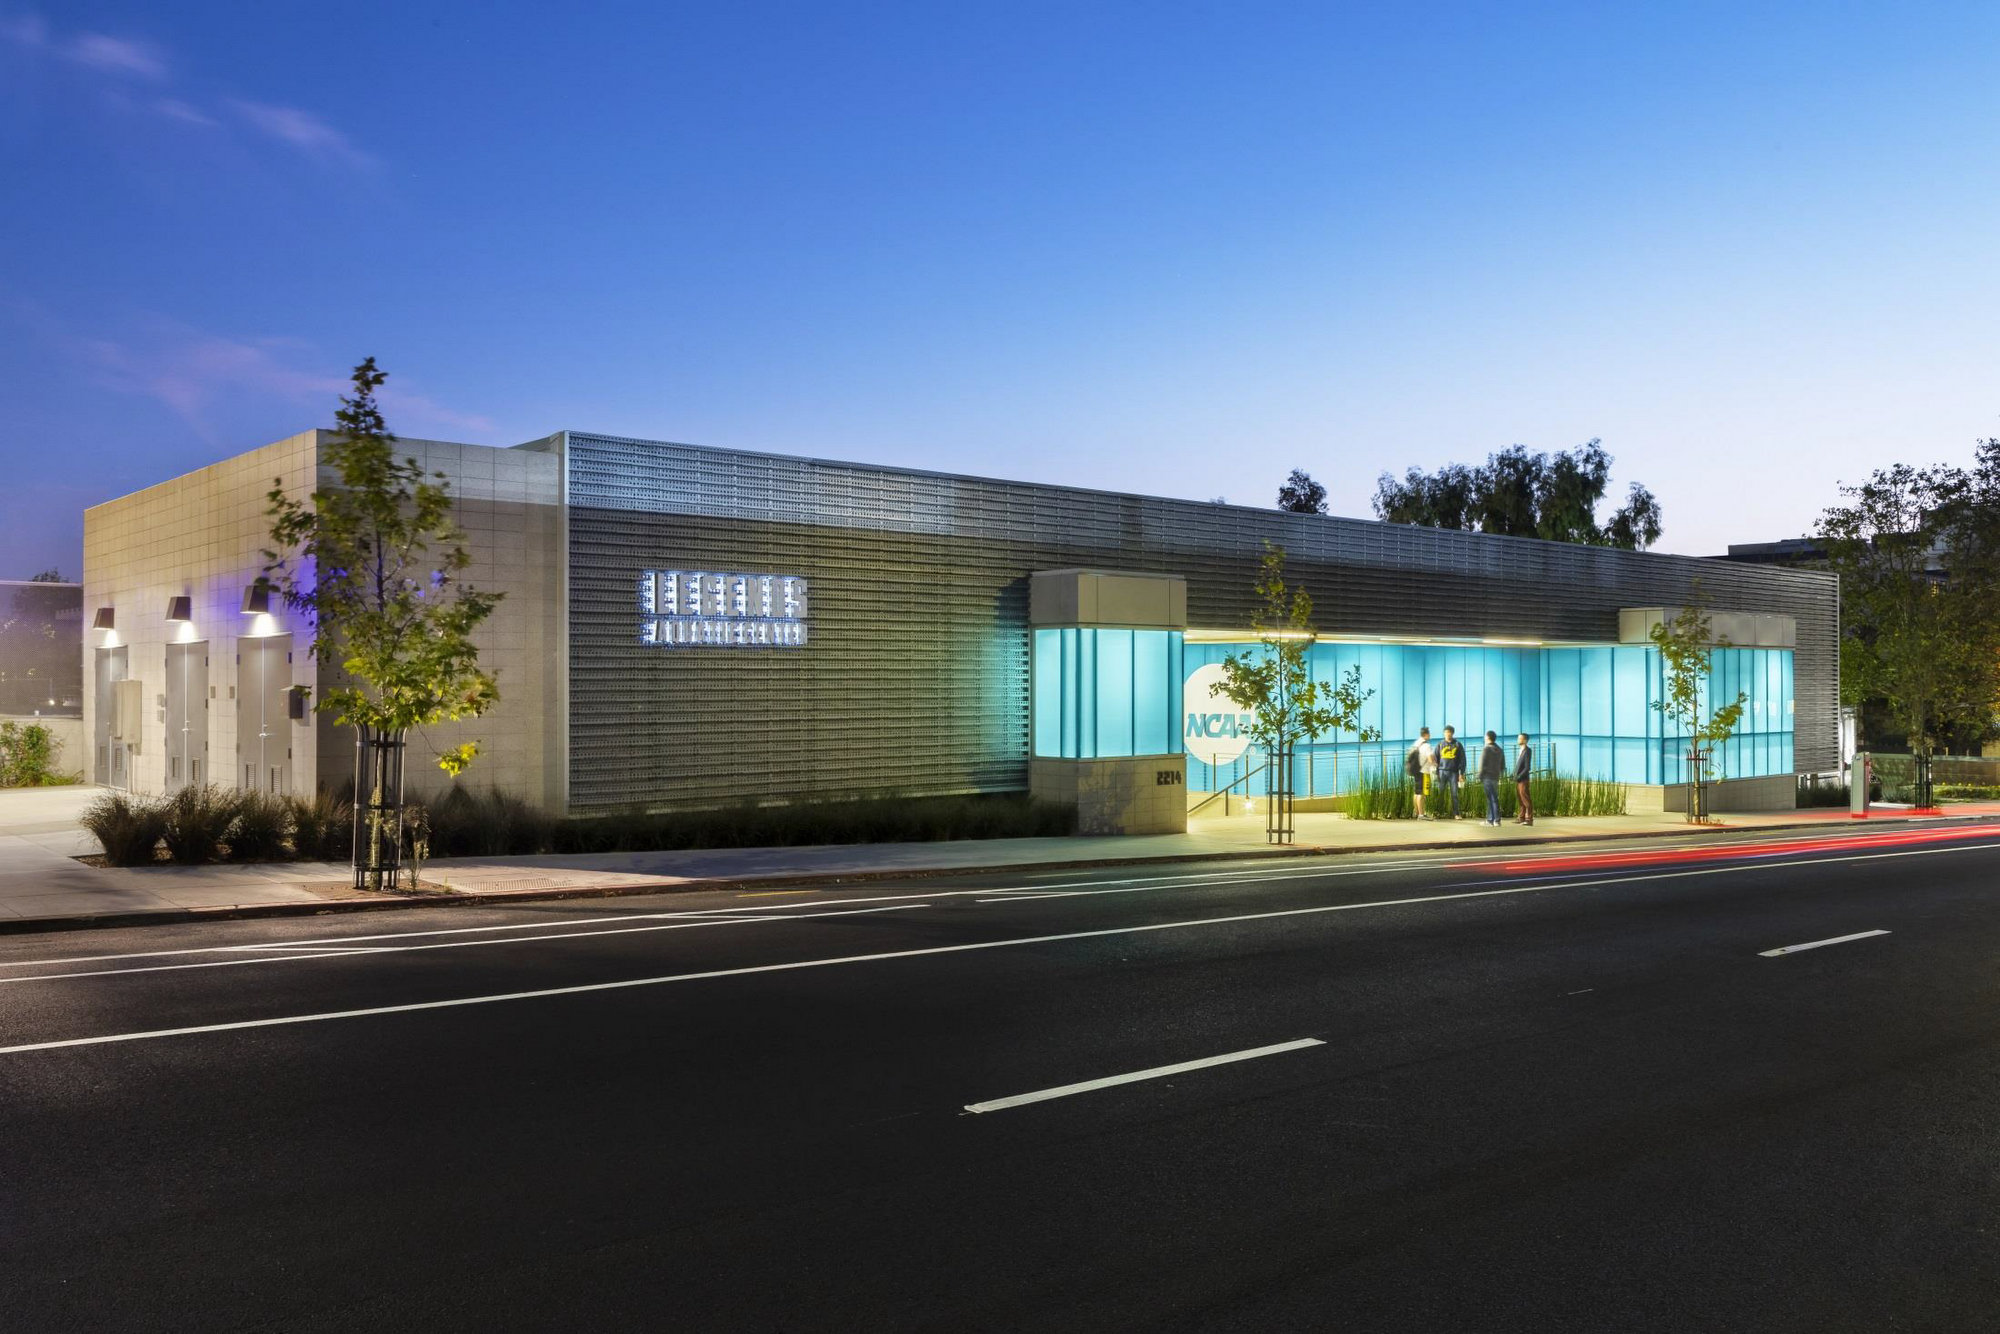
[2,809,1988,938]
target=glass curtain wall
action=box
[1180,641,1793,796]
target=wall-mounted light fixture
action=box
[92,607,115,631]
[166,595,192,623]
[240,580,272,615]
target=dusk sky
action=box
[5,1,1998,577]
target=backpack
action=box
[1404,746,1423,779]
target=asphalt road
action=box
[4,818,2000,1332]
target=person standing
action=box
[1513,732,1535,825]
[1478,730,1505,825]
[1416,724,1432,820]
[1415,727,1436,819]
[1436,726,1466,819]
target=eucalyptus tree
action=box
[1374,439,1662,549]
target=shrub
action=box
[1345,771,1627,820]
[1797,778,1851,808]
[228,790,292,862]
[419,786,557,858]
[288,791,355,862]
[1530,773,1628,817]
[79,790,169,865]
[162,785,240,865]
[1345,767,1415,820]
[0,721,70,787]
[538,792,1073,856]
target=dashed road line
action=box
[1758,929,1890,957]
[963,1039,1326,1114]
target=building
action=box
[1,577,85,780]
[83,430,1839,831]
[1719,538,1827,566]
[0,578,82,716]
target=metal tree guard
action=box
[1266,740,1295,844]
[352,724,409,891]
[1684,745,1711,824]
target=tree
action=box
[1207,542,1380,843]
[1276,469,1328,514]
[1648,589,1747,823]
[1375,462,1478,530]
[1373,439,1662,549]
[1818,459,2000,807]
[264,358,503,890]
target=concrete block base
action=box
[1031,755,1188,835]
[1634,773,1799,814]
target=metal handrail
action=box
[1188,760,1269,817]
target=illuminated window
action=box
[1032,629,1185,759]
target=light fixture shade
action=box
[92,607,114,631]
[166,595,192,623]
[240,581,272,615]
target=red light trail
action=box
[1465,822,2000,877]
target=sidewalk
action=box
[3,785,1993,932]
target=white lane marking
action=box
[962,1038,1326,1114]
[7,840,1998,1056]
[975,892,1093,903]
[1758,929,1891,957]
[1565,988,1595,995]
[0,904,925,984]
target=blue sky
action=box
[5,2,1998,576]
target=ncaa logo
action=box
[1183,663,1256,766]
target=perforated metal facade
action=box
[562,432,1838,811]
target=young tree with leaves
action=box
[1209,542,1379,843]
[264,358,502,889]
[1649,590,1748,823]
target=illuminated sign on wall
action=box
[1183,662,1256,765]
[638,570,809,647]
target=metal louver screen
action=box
[566,433,1839,812]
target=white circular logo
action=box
[1184,662,1256,766]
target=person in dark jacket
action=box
[1435,726,1466,819]
[1477,730,1506,825]
[1513,732,1535,825]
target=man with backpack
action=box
[1435,726,1466,819]
[1405,727,1432,818]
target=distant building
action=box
[0,578,82,717]
[1720,538,1826,566]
